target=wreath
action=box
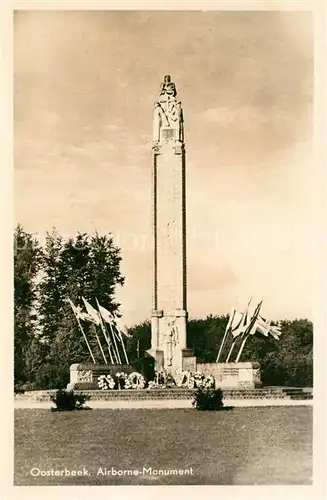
[193,371,205,388]
[176,370,195,389]
[115,372,128,390]
[98,374,115,390]
[125,372,146,390]
[202,375,215,388]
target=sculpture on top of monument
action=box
[159,74,177,97]
[153,74,184,150]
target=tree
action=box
[187,315,228,363]
[14,224,42,385]
[126,321,151,363]
[37,228,64,345]
[36,230,125,387]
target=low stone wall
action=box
[198,362,262,389]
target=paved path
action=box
[14,398,313,409]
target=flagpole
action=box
[69,299,96,364]
[216,312,235,363]
[108,322,121,364]
[91,323,108,364]
[216,329,229,363]
[95,299,115,364]
[235,334,249,363]
[216,309,235,363]
[100,320,115,364]
[226,338,237,362]
[118,328,129,364]
[111,323,122,364]
[109,324,119,364]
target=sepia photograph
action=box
[11,6,322,490]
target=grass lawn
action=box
[14,406,312,486]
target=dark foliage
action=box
[50,389,90,411]
[192,387,224,411]
[14,225,43,386]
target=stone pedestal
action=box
[148,308,195,373]
[67,363,134,391]
[197,362,262,389]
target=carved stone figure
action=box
[159,74,177,98]
[153,75,184,148]
[163,317,179,367]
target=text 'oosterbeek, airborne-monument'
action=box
[148,75,196,374]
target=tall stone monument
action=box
[148,75,196,374]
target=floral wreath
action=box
[202,375,215,388]
[176,370,195,389]
[125,372,146,390]
[115,372,128,390]
[189,371,215,389]
[98,374,115,390]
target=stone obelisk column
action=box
[148,75,195,374]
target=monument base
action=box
[68,361,262,391]
[146,348,197,374]
[67,363,134,391]
[181,349,197,372]
[197,362,262,389]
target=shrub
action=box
[50,389,90,411]
[192,387,224,411]
[14,385,25,394]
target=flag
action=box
[230,306,249,338]
[68,298,88,321]
[113,313,132,338]
[68,298,96,363]
[268,324,282,341]
[253,315,281,340]
[256,315,281,340]
[255,315,272,337]
[97,302,115,324]
[245,300,263,336]
[230,297,254,337]
[82,297,101,326]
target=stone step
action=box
[14,386,313,403]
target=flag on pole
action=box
[68,298,96,363]
[97,303,115,324]
[113,313,132,338]
[244,300,263,336]
[256,316,282,340]
[82,297,101,326]
[230,304,250,338]
[225,303,251,361]
[68,298,88,321]
[255,317,270,337]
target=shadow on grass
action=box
[51,406,93,412]
[194,406,233,412]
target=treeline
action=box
[14,224,313,390]
[126,317,313,387]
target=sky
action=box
[14,10,314,325]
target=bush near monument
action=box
[192,387,224,411]
[50,390,90,411]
